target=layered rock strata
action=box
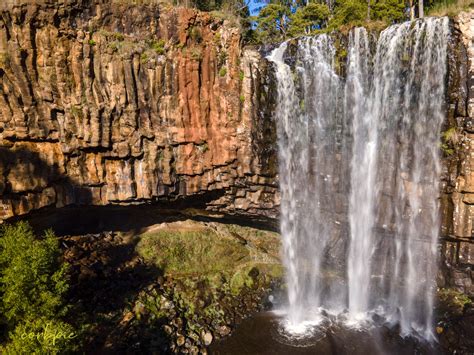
[0,0,279,221]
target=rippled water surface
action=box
[210,311,441,354]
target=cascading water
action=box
[268,36,346,332]
[269,17,449,341]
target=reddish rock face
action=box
[0,0,279,221]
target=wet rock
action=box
[163,325,174,335]
[172,317,183,329]
[176,335,186,347]
[201,331,213,346]
[185,338,193,348]
[216,325,231,337]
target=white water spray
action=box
[269,17,449,341]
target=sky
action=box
[248,0,267,16]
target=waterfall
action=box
[268,36,345,331]
[345,27,374,319]
[268,17,449,341]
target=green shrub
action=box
[218,50,228,68]
[438,288,472,316]
[0,222,69,324]
[150,39,166,55]
[219,67,227,77]
[0,222,75,353]
[188,26,202,43]
[113,32,125,42]
[140,52,149,64]
[2,319,77,354]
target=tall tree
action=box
[409,0,415,20]
[418,0,424,17]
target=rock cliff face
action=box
[0,0,279,221]
[441,12,474,295]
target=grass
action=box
[136,223,282,294]
[427,0,474,17]
[136,229,249,276]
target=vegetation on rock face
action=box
[438,288,472,316]
[441,126,462,156]
[0,222,76,353]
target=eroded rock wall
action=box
[0,0,279,221]
[441,12,474,295]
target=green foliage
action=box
[218,50,228,68]
[288,2,330,37]
[140,52,149,64]
[88,39,96,46]
[108,41,121,52]
[113,32,125,41]
[328,0,368,30]
[229,268,254,294]
[371,0,406,23]
[252,0,408,43]
[438,288,472,316]
[219,67,227,77]
[188,26,203,43]
[150,39,166,55]
[254,3,290,43]
[0,222,69,324]
[0,222,75,353]
[441,126,461,156]
[442,127,460,145]
[2,319,77,354]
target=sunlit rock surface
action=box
[0,0,279,221]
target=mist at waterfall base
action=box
[267,17,449,345]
